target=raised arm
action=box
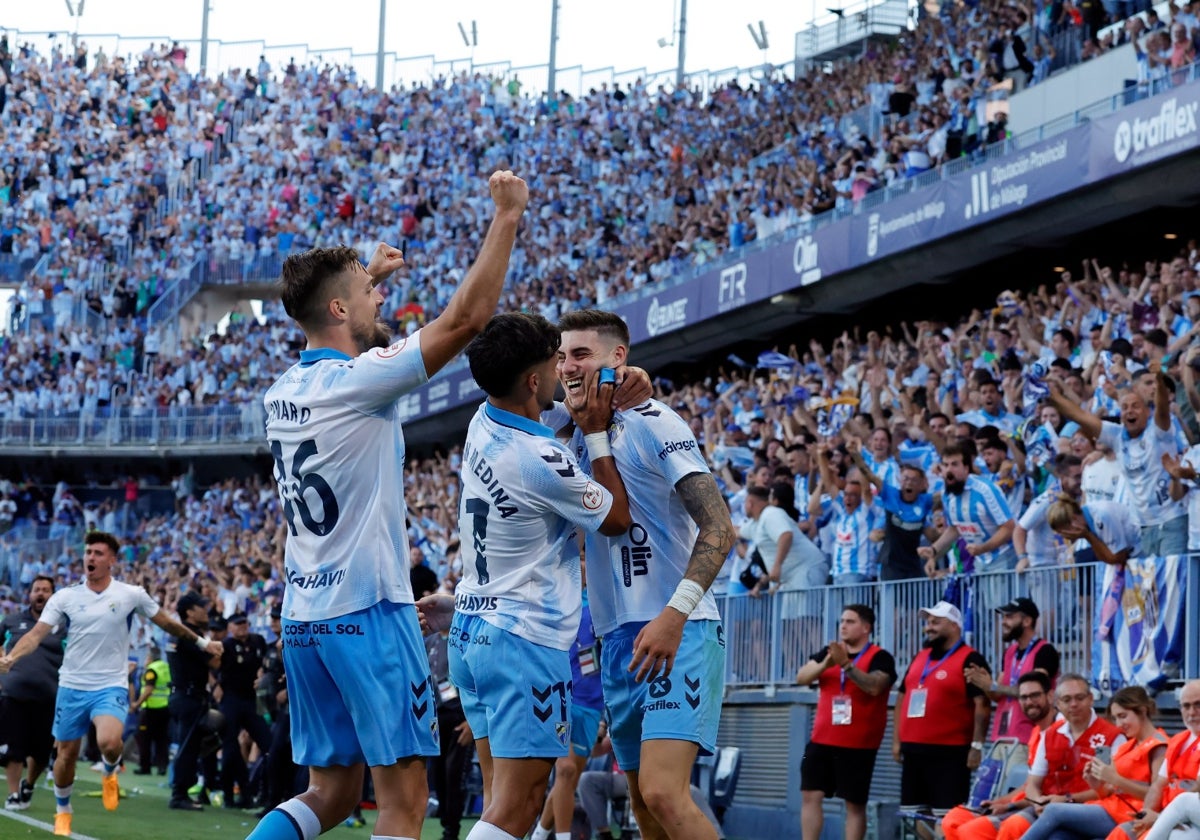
[1048,381,1103,440]
[419,171,528,376]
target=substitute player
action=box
[246,171,530,840]
[429,312,632,840]
[0,531,222,837]
[556,309,737,840]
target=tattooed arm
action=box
[676,471,737,590]
[627,471,736,682]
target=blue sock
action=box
[246,801,321,840]
[102,754,122,776]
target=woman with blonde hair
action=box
[1020,686,1168,840]
[1046,494,1139,566]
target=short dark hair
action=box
[746,485,769,500]
[557,309,631,347]
[943,440,975,463]
[279,246,361,328]
[31,574,56,592]
[466,313,561,399]
[1017,671,1051,693]
[844,603,876,631]
[1053,328,1077,349]
[84,531,121,556]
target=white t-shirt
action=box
[264,336,429,622]
[39,580,160,690]
[1098,420,1183,527]
[739,505,826,589]
[454,402,612,650]
[1177,443,1200,551]
[1081,457,1129,506]
[569,400,719,636]
[1082,501,1141,559]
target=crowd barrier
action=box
[720,556,1200,696]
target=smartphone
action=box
[1094,745,1112,764]
[599,367,617,386]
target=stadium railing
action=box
[721,556,1200,693]
[0,404,267,449]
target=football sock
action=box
[54,784,73,813]
[102,753,122,776]
[530,824,552,840]
[246,799,321,840]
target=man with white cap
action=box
[893,601,992,829]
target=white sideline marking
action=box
[0,808,103,839]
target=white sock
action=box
[465,821,520,840]
[370,836,416,840]
[278,798,322,840]
[54,783,73,814]
[530,824,552,840]
[555,833,571,840]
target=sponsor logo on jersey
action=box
[582,481,604,511]
[285,567,347,590]
[658,439,697,460]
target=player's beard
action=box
[944,475,966,495]
[353,319,393,354]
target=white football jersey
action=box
[40,580,160,690]
[264,336,428,622]
[454,402,612,650]
[569,399,719,636]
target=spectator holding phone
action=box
[1020,686,1168,840]
[1124,680,1200,839]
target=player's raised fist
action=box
[489,170,529,215]
[366,243,405,284]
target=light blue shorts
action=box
[570,703,603,756]
[448,613,572,759]
[602,619,725,771]
[282,600,439,767]
[53,686,128,741]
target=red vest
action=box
[991,638,1051,742]
[898,643,976,746]
[1161,730,1200,809]
[1040,715,1123,796]
[811,643,890,749]
[1096,731,1168,823]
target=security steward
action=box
[168,591,219,811]
[132,644,171,775]
[217,613,271,809]
[796,603,898,840]
[1,575,65,811]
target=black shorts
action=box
[899,743,972,812]
[799,741,879,805]
[0,695,55,765]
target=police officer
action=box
[1,575,64,811]
[217,613,271,809]
[168,592,218,811]
[131,644,171,775]
[258,604,300,817]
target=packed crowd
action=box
[2,233,1199,621]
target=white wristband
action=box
[666,580,706,616]
[584,432,611,460]
[193,635,212,650]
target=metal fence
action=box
[0,404,266,449]
[721,558,1200,692]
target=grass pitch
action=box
[0,768,478,840]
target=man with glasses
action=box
[992,673,1123,840]
[1127,680,1200,839]
[941,672,1056,840]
